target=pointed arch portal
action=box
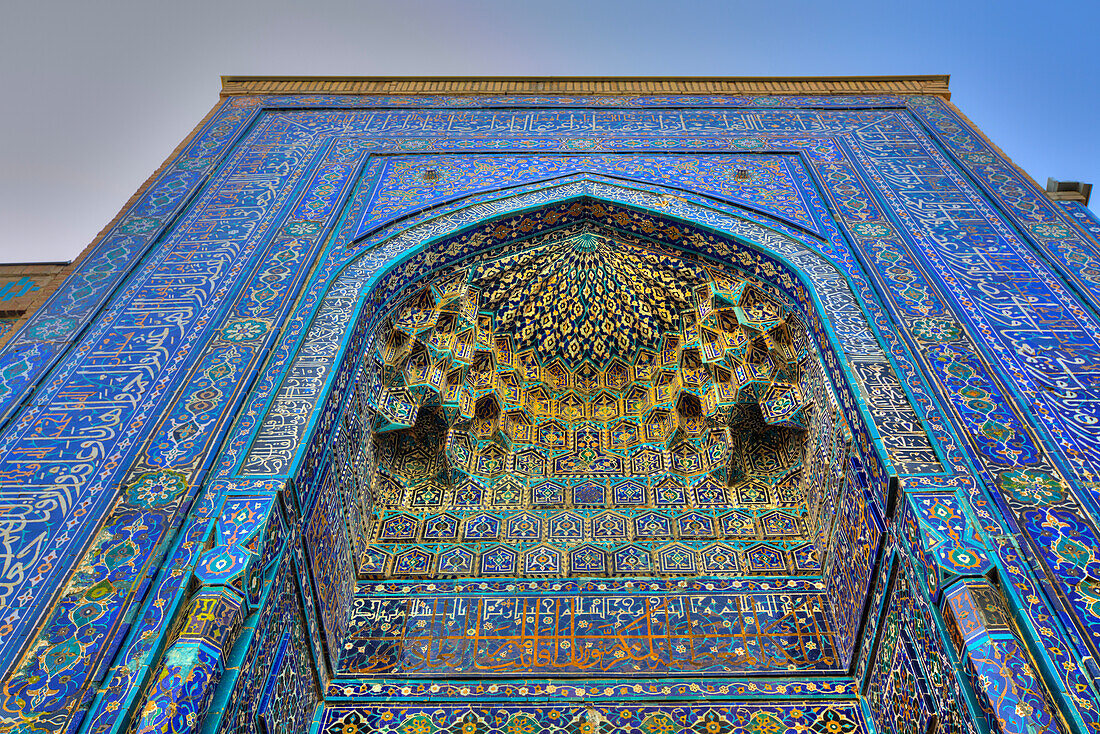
[5,83,1085,734]
[251,179,931,679]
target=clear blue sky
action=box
[1,0,1097,262]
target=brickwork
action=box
[221,75,952,98]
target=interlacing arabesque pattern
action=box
[0,94,1097,734]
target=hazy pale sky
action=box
[2,0,1097,263]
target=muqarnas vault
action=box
[1,75,1100,734]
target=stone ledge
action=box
[220,75,950,98]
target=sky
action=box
[1,0,1098,263]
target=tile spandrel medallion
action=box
[354,226,851,579]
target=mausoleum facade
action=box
[1,76,1098,734]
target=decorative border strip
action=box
[221,75,950,98]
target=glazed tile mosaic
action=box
[356,226,843,580]
[340,583,840,675]
[0,77,1095,734]
[319,702,873,734]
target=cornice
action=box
[220,75,951,99]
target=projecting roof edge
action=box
[220,75,951,98]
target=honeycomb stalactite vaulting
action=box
[353,227,851,579]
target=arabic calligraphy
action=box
[341,591,838,675]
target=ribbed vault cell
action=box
[352,225,849,578]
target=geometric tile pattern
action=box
[320,702,872,734]
[941,580,1062,733]
[903,491,994,601]
[0,80,1095,734]
[358,228,850,578]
